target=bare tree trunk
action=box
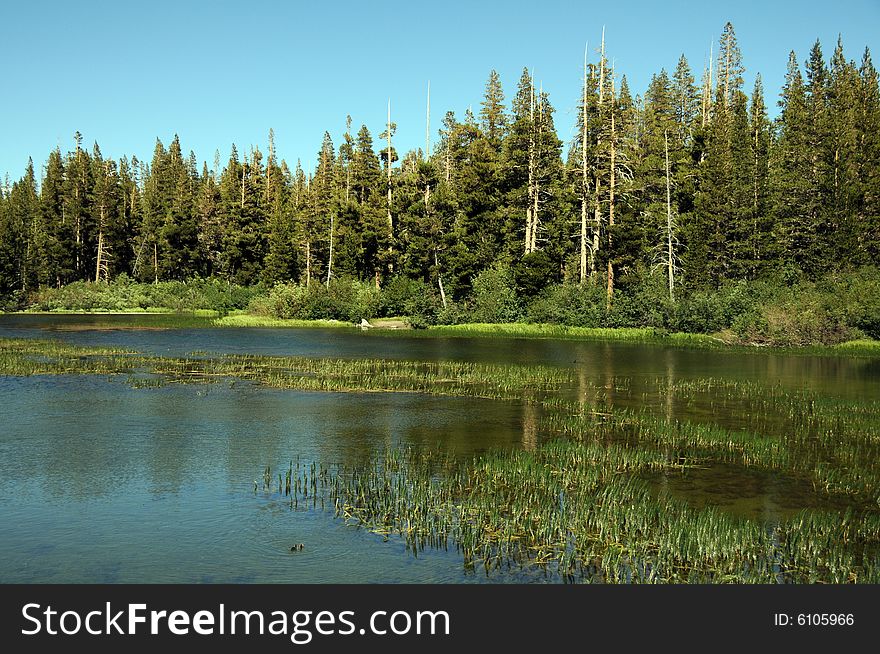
[580,43,589,284]
[267,128,274,205]
[434,249,447,309]
[95,195,106,283]
[723,32,731,107]
[75,144,84,276]
[344,117,351,203]
[305,240,311,287]
[132,234,146,280]
[241,154,246,209]
[606,71,616,309]
[599,26,606,101]
[530,85,543,253]
[665,130,675,302]
[75,207,81,276]
[326,213,334,286]
[701,44,713,128]
[387,99,393,233]
[526,81,536,254]
[592,178,602,277]
[95,229,105,283]
[445,123,451,183]
[753,122,760,267]
[591,32,607,279]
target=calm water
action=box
[1,314,878,583]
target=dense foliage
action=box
[1,24,878,344]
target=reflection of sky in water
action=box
[0,377,534,583]
[0,315,878,582]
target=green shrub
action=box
[833,267,880,339]
[526,283,605,327]
[377,276,439,319]
[732,283,857,346]
[252,279,380,322]
[26,276,261,313]
[467,264,522,323]
[435,302,470,326]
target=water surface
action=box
[1,314,877,582]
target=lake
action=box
[1,314,878,583]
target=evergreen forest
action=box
[2,23,879,345]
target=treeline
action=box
[1,23,878,316]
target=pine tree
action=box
[306,132,337,285]
[263,160,299,284]
[856,48,880,262]
[219,145,268,285]
[827,38,864,263]
[136,139,168,282]
[3,160,40,293]
[40,148,72,286]
[159,136,201,279]
[117,156,141,278]
[90,147,120,283]
[772,52,814,275]
[690,22,753,284]
[746,75,774,277]
[803,39,833,275]
[63,132,93,280]
[479,70,507,150]
[197,162,222,277]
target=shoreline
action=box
[3,310,879,357]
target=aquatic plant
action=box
[269,442,880,583]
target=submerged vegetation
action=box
[267,442,880,583]
[0,337,572,400]
[3,334,879,581]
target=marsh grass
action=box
[271,442,880,583]
[0,337,572,401]
[544,376,880,506]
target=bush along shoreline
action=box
[7,265,880,352]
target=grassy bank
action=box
[212,313,354,329]
[426,323,719,345]
[831,339,880,355]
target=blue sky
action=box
[1,0,878,180]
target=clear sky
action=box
[1,0,878,181]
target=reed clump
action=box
[269,442,880,583]
[0,337,573,401]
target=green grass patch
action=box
[212,313,355,329]
[427,323,719,345]
[832,339,880,355]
